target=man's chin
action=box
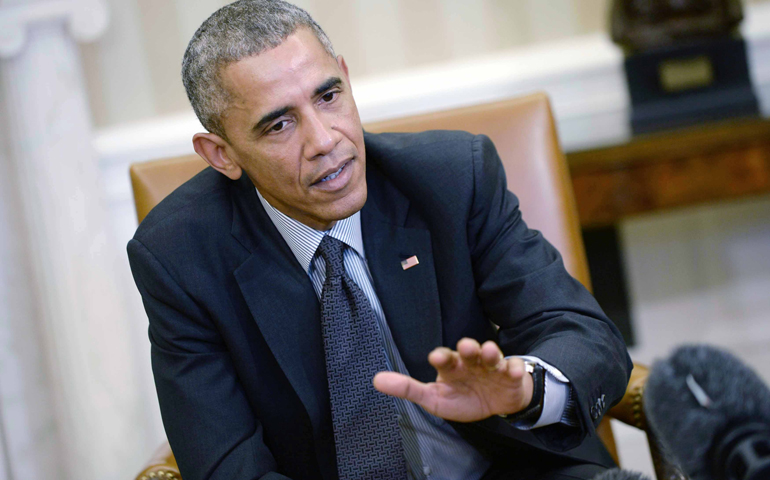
[329,186,367,220]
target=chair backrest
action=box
[366,93,591,290]
[130,155,208,224]
[130,93,590,289]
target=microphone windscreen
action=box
[644,345,770,479]
[591,468,651,480]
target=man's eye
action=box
[321,91,337,103]
[270,120,288,132]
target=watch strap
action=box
[499,361,545,426]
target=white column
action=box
[0,105,62,478]
[0,1,156,479]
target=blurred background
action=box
[1,0,769,479]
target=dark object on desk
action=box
[610,0,758,134]
[624,37,759,134]
[611,0,743,52]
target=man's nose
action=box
[303,111,340,159]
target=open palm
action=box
[373,338,534,422]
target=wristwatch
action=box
[499,361,546,426]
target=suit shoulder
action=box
[364,130,477,165]
[363,130,499,221]
[364,130,495,191]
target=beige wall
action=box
[81,0,769,129]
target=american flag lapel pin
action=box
[401,255,419,270]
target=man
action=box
[128,1,632,479]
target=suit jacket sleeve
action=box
[466,134,632,451]
[128,238,292,480]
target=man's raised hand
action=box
[373,338,534,422]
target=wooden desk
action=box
[567,117,770,228]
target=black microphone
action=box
[591,468,651,480]
[644,345,770,480]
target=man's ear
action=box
[337,55,350,83]
[192,132,243,180]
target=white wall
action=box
[76,0,639,128]
[80,0,770,129]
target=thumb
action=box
[373,371,429,404]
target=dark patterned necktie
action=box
[316,235,408,480]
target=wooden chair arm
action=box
[608,362,648,430]
[607,362,688,480]
[136,442,181,480]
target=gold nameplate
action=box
[658,55,714,93]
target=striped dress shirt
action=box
[256,189,572,479]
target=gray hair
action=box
[182,0,336,140]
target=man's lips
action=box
[311,160,352,186]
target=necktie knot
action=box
[317,235,346,279]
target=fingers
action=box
[428,347,458,371]
[373,371,428,404]
[429,338,509,374]
[428,339,486,377]
[456,338,481,366]
[457,338,508,373]
[480,340,504,371]
[373,373,447,418]
[508,356,525,378]
[427,338,529,391]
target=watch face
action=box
[524,361,536,374]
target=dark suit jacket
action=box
[128,131,633,480]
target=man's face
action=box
[219,28,367,231]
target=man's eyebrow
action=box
[314,77,342,97]
[253,106,292,133]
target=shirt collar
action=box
[256,188,365,273]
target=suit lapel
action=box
[362,166,443,384]
[229,176,330,437]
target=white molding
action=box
[95,112,204,167]
[0,0,108,58]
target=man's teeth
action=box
[320,164,345,182]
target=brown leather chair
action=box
[131,93,680,480]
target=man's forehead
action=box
[221,29,338,102]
